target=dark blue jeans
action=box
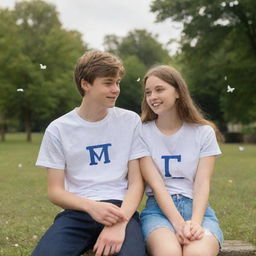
[31,200,145,256]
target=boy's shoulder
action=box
[111,107,140,122]
[46,109,76,132]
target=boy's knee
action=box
[118,242,145,256]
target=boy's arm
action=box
[47,168,127,226]
[93,159,144,256]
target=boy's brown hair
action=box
[74,50,125,96]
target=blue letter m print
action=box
[86,143,112,166]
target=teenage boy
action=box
[32,50,149,256]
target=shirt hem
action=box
[35,161,65,170]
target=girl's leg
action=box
[146,227,182,256]
[183,233,219,256]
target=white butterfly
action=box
[239,146,245,151]
[40,64,47,70]
[227,85,235,93]
[17,88,24,92]
[136,77,141,82]
[16,18,23,26]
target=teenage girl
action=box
[140,65,223,256]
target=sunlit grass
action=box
[0,134,255,255]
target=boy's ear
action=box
[81,79,90,93]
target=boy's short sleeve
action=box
[199,126,221,158]
[36,129,66,170]
[129,116,150,161]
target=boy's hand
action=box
[183,220,204,241]
[93,221,127,256]
[87,201,127,226]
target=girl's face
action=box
[145,75,179,116]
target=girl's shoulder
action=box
[185,123,214,132]
[142,120,154,129]
[183,123,216,141]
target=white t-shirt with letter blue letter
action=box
[36,107,149,201]
[142,121,221,199]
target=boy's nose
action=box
[112,84,120,94]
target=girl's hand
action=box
[183,220,204,241]
[174,222,190,245]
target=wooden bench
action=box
[219,240,256,256]
[83,240,256,255]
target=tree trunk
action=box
[25,112,32,142]
[0,114,6,142]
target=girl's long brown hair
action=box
[141,65,223,141]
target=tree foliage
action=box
[104,29,171,112]
[0,0,87,141]
[104,29,170,68]
[151,0,256,125]
[116,56,146,113]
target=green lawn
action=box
[0,133,255,256]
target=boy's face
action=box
[82,76,121,109]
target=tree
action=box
[0,0,87,141]
[151,0,256,124]
[0,8,25,141]
[104,29,171,68]
[116,56,146,113]
[104,29,171,113]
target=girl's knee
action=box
[149,245,182,256]
[183,247,205,256]
[183,245,219,256]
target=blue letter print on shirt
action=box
[161,155,184,179]
[86,143,112,166]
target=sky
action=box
[1,0,182,54]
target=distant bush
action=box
[225,132,243,143]
[244,133,256,143]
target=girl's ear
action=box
[175,90,180,99]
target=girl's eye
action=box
[145,91,151,95]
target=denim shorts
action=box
[140,195,224,248]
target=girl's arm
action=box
[186,155,216,240]
[140,156,189,244]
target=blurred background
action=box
[0,1,255,255]
[0,0,255,142]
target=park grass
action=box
[0,133,255,256]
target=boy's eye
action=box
[145,91,151,95]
